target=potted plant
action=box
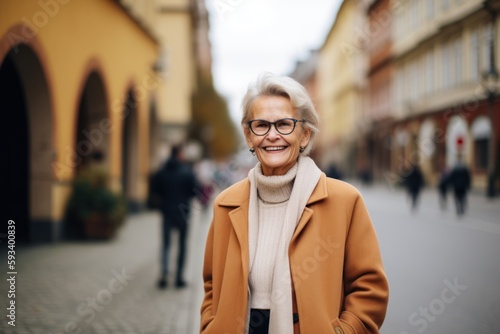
[65,166,126,240]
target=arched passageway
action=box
[0,52,29,241]
[0,44,53,242]
[446,116,469,167]
[65,70,110,239]
[75,71,110,170]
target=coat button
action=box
[335,327,344,334]
[293,313,299,323]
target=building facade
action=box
[289,50,320,162]
[316,0,367,176]
[0,0,160,242]
[119,0,239,162]
[315,0,500,194]
[360,0,395,182]
[120,0,196,159]
[390,0,500,192]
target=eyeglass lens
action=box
[250,118,299,135]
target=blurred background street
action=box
[1,184,499,334]
[2,0,500,333]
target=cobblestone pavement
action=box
[0,202,211,334]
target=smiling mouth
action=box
[264,146,287,151]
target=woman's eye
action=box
[277,120,292,127]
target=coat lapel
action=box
[228,203,249,279]
[291,173,328,243]
[219,179,251,279]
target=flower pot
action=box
[84,213,116,239]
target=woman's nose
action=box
[266,125,280,139]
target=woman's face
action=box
[245,95,311,176]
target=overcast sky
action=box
[205,0,343,123]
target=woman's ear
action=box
[300,127,311,148]
[243,126,253,147]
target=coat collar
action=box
[218,172,328,208]
[218,172,329,280]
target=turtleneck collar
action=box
[254,162,298,204]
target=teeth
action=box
[265,146,285,151]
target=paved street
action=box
[356,183,500,334]
[0,202,211,334]
[1,184,499,334]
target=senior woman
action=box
[200,73,388,334]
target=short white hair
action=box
[241,72,319,156]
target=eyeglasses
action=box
[246,118,306,136]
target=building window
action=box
[470,29,479,82]
[442,0,450,11]
[455,38,463,86]
[426,0,435,20]
[426,49,435,95]
[396,68,404,105]
[411,61,418,100]
[442,42,451,90]
[472,116,492,172]
[418,56,425,98]
[411,0,418,30]
[482,24,490,72]
[404,65,411,102]
[474,139,489,171]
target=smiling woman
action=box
[200,73,389,334]
[244,95,310,176]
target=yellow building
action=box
[0,0,160,242]
[316,0,367,175]
[119,0,239,162]
[120,0,196,157]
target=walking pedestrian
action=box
[448,155,471,216]
[326,162,343,180]
[402,162,425,211]
[437,162,450,210]
[151,144,199,289]
[200,73,388,333]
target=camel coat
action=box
[200,174,389,334]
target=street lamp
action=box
[482,0,500,198]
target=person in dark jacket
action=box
[151,144,199,288]
[437,159,450,210]
[326,163,343,180]
[448,156,471,216]
[403,162,425,211]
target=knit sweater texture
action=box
[249,163,297,308]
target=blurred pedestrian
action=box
[448,155,471,216]
[326,163,343,180]
[200,73,388,333]
[402,162,424,211]
[194,159,215,210]
[151,144,199,289]
[437,162,450,210]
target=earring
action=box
[249,147,255,156]
[299,146,305,153]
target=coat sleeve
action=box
[200,217,216,333]
[340,193,389,334]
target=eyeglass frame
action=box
[246,118,306,136]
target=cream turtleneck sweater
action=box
[249,163,298,309]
